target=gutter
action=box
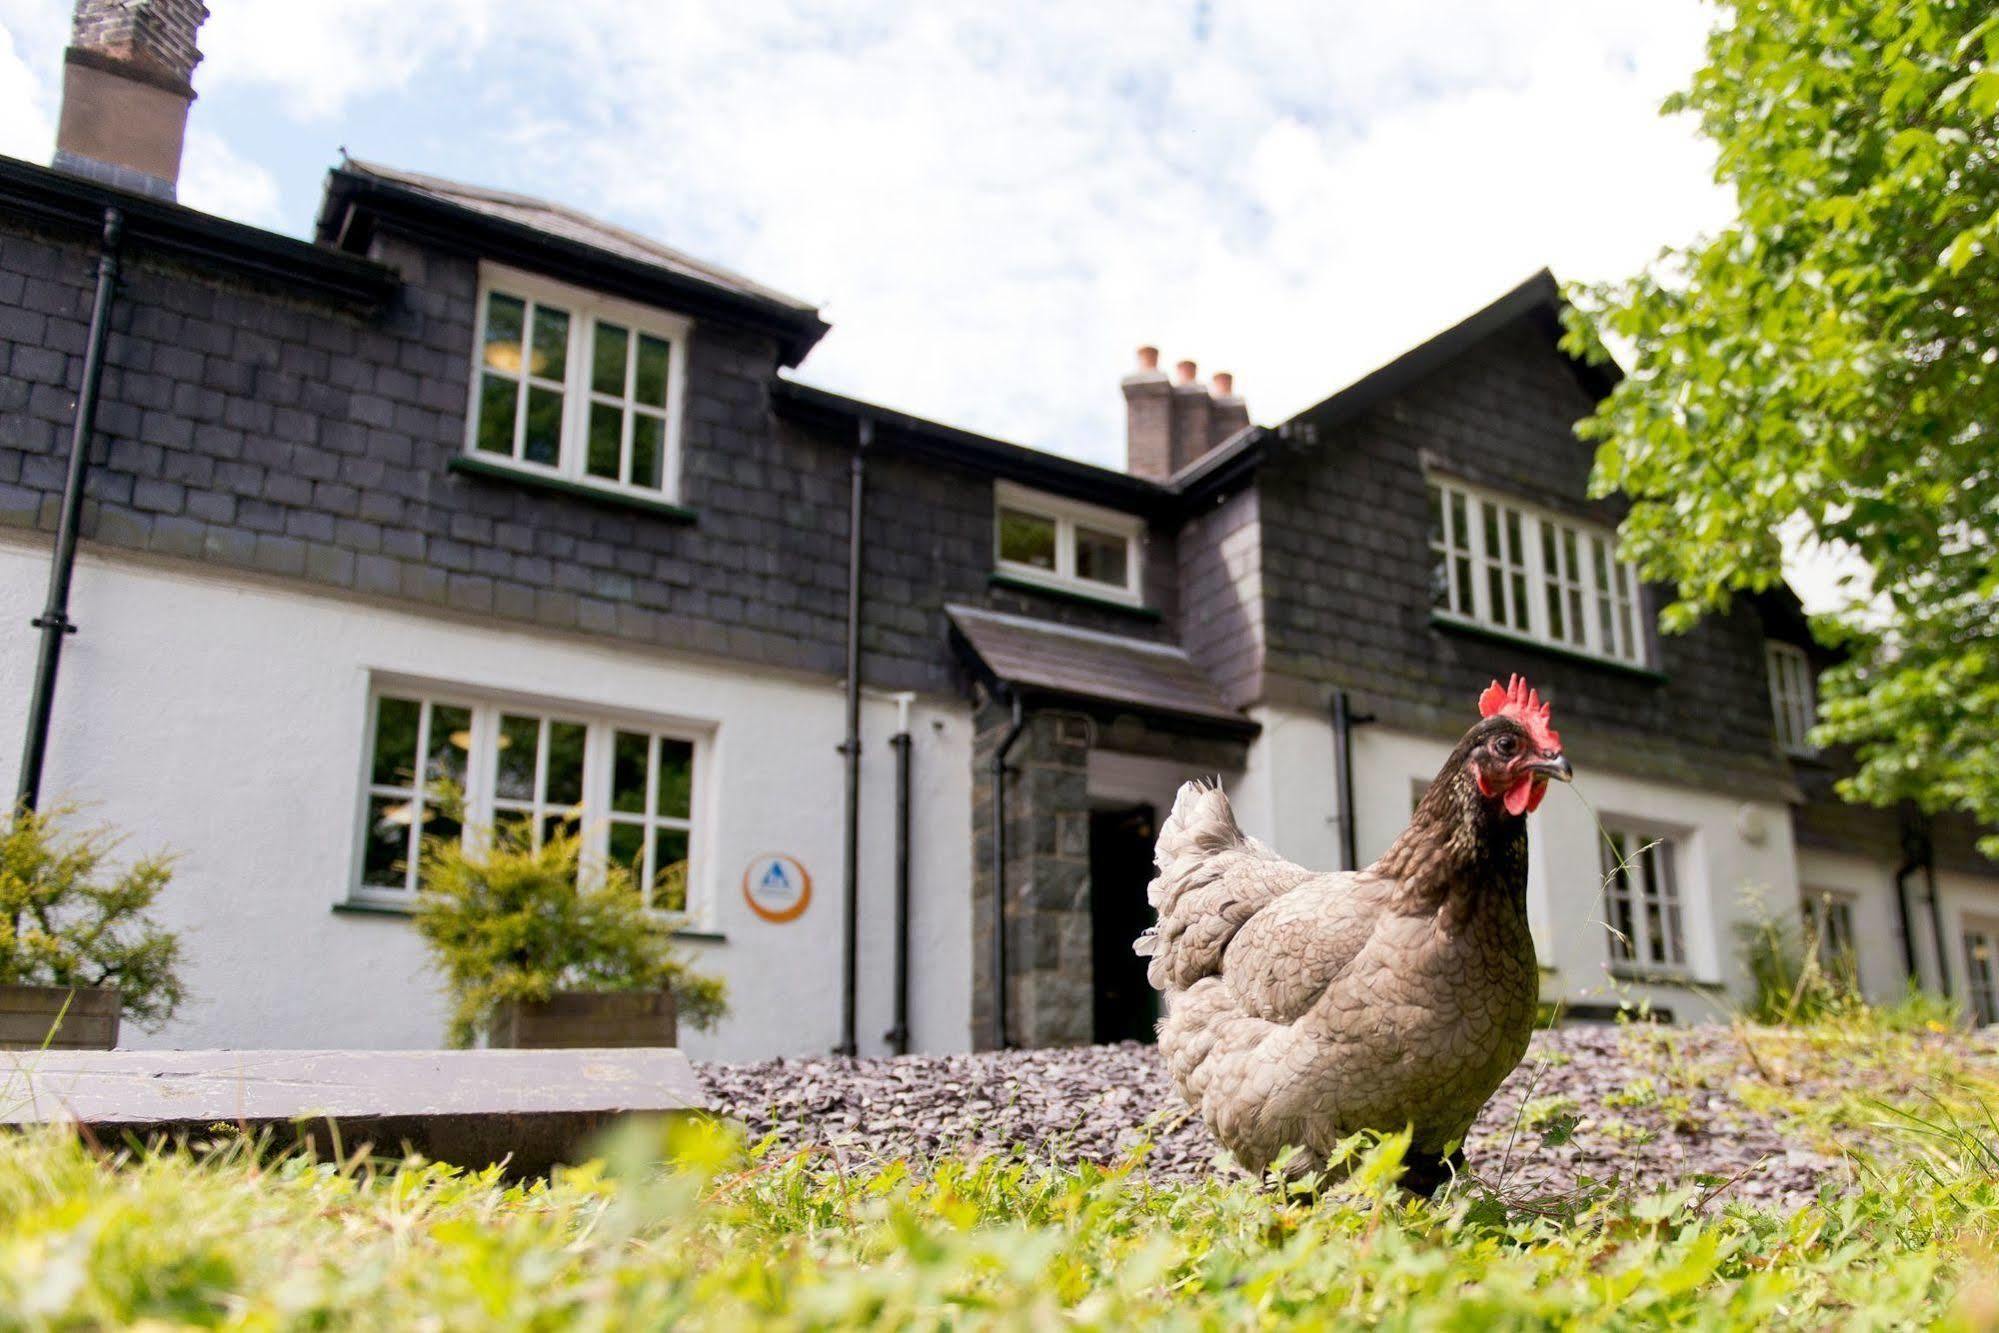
[0,156,394,309]
[834,418,871,1056]
[988,692,1028,1050]
[885,693,915,1055]
[16,207,122,813]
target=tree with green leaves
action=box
[1564,0,1999,853]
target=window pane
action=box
[998,509,1056,569]
[657,738,694,818]
[1427,484,1444,547]
[634,335,671,408]
[418,804,461,886]
[592,322,630,397]
[370,696,421,787]
[587,403,622,480]
[1453,556,1473,615]
[609,819,646,878]
[652,829,690,911]
[495,714,541,801]
[363,796,412,889]
[546,721,587,807]
[531,305,570,380]
[476,374,517,455]
[1074,526,1129,587]
[428,705,472,789]
[612,731,650,814]
[523,385,563,466]
[482,293,525,372]
[1430,555,1451,610]
[631,415,665,491]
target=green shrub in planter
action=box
[0,805,187,1030]
[414,819,726,1048]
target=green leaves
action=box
[0,806,185,1028]
[1573,0,1999,846]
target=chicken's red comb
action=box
[1478,675,1560,751]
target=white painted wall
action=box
[1227,704,1341,872]
[0,537,973,1059]
[1340,723,1799,1023]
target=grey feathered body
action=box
[1136,773,1539,1179]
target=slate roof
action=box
[337,158,818,314]
[946,605,1254,735]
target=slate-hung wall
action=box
[0,214,1184,700]
[1252,321,1795,802]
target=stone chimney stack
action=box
[54,0,210,200]
[1123,348,1252,479]
[1122,345,1174,479]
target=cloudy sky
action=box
[0,1,1732,470]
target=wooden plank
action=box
[0,1048,708,1175]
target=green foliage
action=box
[413,819,726,1047]
[1562,0,1999,853]
[2,1016,1999,1327]
[0,806,186,1029]
[1736,908,1859,1026]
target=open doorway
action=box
[1090,803,1161,1044]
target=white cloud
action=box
[178,127,282,225]
[199,0,494,119]
[0,7,58,162]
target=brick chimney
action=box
[54,0,209,200]
[1123,349,1251,479]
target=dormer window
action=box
[466,264,689,500]
[993,482,1143,606]
[1426,476,1647,666]
[1766,642,1818,755]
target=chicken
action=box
[1136,676,1570,1192]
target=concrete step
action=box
[0,1047,708,1175]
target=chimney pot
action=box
[1174,359,1198,385]
[1136,345,1159,371]
[1211,371,1235,398]
[54,0,210,200]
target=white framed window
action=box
[1802,889,1860,988]
[466,263,690,500]
[1964,920,1999,1027]
[1601,825,1685,970]
[1766,642,1818,755]
[993,481,1145,606]
[1427,475,1646,666]
[354,685,706,919]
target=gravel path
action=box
[697,1026,1864,1209]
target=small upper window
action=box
[993,482,1144,605]
[1766,642,1818,755]
[467,264,689,500]
[1427,476,1646,666]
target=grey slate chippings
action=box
[698,1025,1866,1210]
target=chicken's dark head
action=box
[1465,675,1571,817]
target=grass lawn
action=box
[1,1015,1996,1329]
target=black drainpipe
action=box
[1329,689,1368,872]
[16,207,122,815]
[834,417,871,1056]
[884,695,914,1055]
[1893,807,1924,987]
[1924,855,1953,1001]
[989,691,1027,1049]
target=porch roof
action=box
[945,605,1257,738]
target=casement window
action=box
[1964,922,1999,1027]
[1766,642,1818,755]
[993,481,1145,605]
[1802,889,1860,988]
[466,264,689,499]
[1601,825,1686,970]
[355,687,702,917]
[1427,476,1646,666]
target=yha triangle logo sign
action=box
[742,853,811,923]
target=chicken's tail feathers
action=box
[1138,779,1298,990]
[1147,779,1249,908]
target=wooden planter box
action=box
[488,990,677,1049]
[0,984,120,1051]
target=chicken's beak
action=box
[1528,753,1573,783]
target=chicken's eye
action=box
[1493,734,1520,758]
